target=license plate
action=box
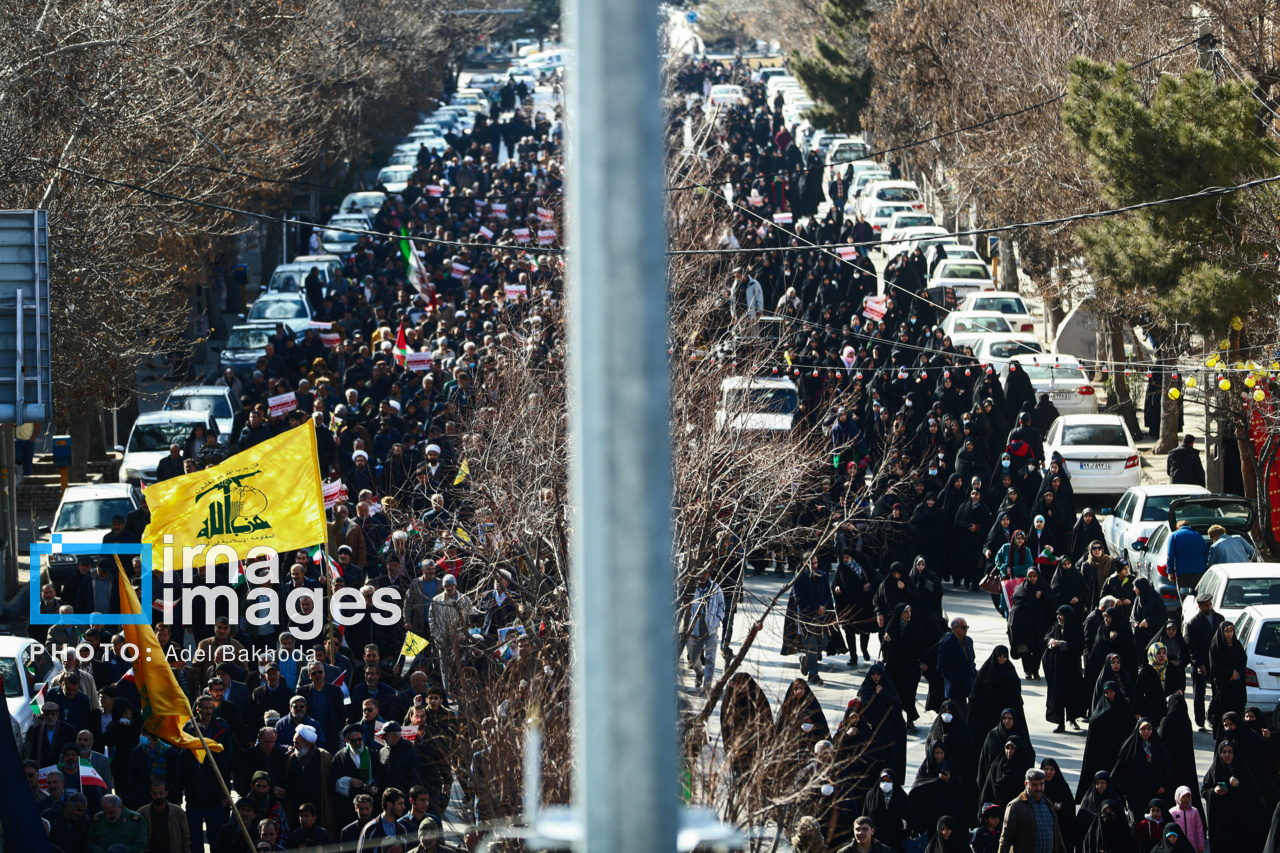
[1051,390,1072,399]
[1079,462,1110,470]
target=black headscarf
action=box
[968,645,1025,744]
[1041,757,1078,850]
[977,707,1035,793]
[922,816,968,853]
[1082,800,1136,853]
[1076,687,1136,802]
[1110,717,1174,818]
[1157,692,1202,814]
[719,673,775,776]
[979,734,1033,809]
[1203,739,1271,850]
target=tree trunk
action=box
[998,234,1018,292]
[1045,292,1066,344]
[1154,366,1181,454]
[1108,322,1140,436]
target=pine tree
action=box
[788,0,876,135]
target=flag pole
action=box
[190,721,257,852]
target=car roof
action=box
[61,483,135,501]
[1239,604,1280,619]
[721,376,799,390]
[134,410,210,424]
[1211,564,1280,578]
[1054,414,1126,425]
[981,334,1040,347]
[168,386,230,397]
[254,292,307,302]
[1121,484,1211,497]
[965,290,1023,300]
[0,635,38,654]
[947,310,1007,320]
[1007,354,1080,366]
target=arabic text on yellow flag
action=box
[401,630,430,659]
[142,421,327,560]
[116,558,221,762]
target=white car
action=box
[958,291,1033,333]
[753,66,790,85]
[971,335,1043,368]
[376,165,416,193]
[929,258,995,295]
[924,243,983,267]
[246,291,314,335]
[337,191,385,219]
[0,636,61,737]
[880,212,938,247]
[119,410,217,484]
[859,180,923,216]
[321,212,372,254]
[939,310,1013,349]
[714,377,799,432]
[40,483,145,584]
[163,386,235,441]
[1042,414,1141,495]
[447,93,485,113]
[1183,564,1280,636]
[998,355,1098,415]
[1101,484,1212,568]
[707,84,746,108]
[1227,604,1280,711]
[847,170,892,203]
[865,202,918,241]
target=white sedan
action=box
[707,84,746,109]
[939,310,1013,350]
[930,259,995,296]
[1043,414,1140,495]
[999,354,1098,415]
[958,290,1034,333]
[971,334,1043,368]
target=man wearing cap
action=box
[241,770,288,842]
[25,701,77,765]
[331,723,381,828]
[192,617,246,687]
[1185,591,1224,731]
[335,544,367,588]
[275,695,325,751]
[284,725,338,838]
[375,721,421,796]
[237,728,289,798]
[251,661,293,725]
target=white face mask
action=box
[941,713,954,724]
[880,781,893,794]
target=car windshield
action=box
[1061,424,1128,446]
[226,328,271,350]
[453,96,479,105]
[830,143,870,163]
[267,270,308,291]
[322,228,360,246]
[725,388,799,414]
[1140,495,1183,522]
[893,216,934,229]
[972,297,1028,314]
[248,300,307,321]
[940,263,992,280]
[988,340,1043,358]
[1220,578,1280,609]
[1173,500,1254,529]
[951,316,1011,333]
[378,169,412,183]
[165,394,232,419]
[0,658,21,698]
[875,186,919,201]
[55,498,134,532]
[128,421,202,452]
[875,206,910,218]
[1020,365,1082,380]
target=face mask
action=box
[138,735,149,747]
[880,781,893,794]
[928,469,938,476]
[941,713,953,723]
[1002,459,1010,467]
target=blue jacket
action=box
[936,631,977,699]
[1168,526,1208,578]
[793,569,833,616]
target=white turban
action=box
[352,450,368,461]
[295,724,318,744]
[425,444,441,455]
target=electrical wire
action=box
[662,36,1206,193]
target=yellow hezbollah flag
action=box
[400,630,430,659]
[116,557,221,762]
[453,459,470,486]
[142,421,326,560]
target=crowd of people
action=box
[21,67,571,853]
[676,56,1280,853]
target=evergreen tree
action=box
[788,0,875,135]
[1062,57,1279,334]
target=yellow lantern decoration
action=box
[1186,377,1198,389]
[1246,375,1257,388]
[1207,355,1220,368]
[1232,316,1244,331]
[1256,389,1267,402]
[1219,378,1232,391]
[1168,388,1181,400]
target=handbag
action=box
[979,567,1003,595]
[902,833,929,853]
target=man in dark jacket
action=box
[25,702,77,766]
[376,722,421,795]
[936,616,977,715]
[1184,592,1224,730]
[794,554,834,686]
[997,768,1066,853]
[298,661,348,749]
[1166,434,1206,486]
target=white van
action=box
[714,377,800,432]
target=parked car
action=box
[40,483,145,585]
[375,166,416,193]
[972,335,1043,368]
[1231,605,1280,716]
[1139,494,1257,614]
[163,386,235,441]
[998,355,1097,415]
[1182,564,1280,636]
[467,72,505,92]
[118,411,217,485]
[320,212,371,254]
[880,212,939,247]
[864,202,918,240]
[1102,484,1212,568]
[958,291,1032,332]
[220,323,276,378]
[938,310,1013,349]
[265,260,334,296]
[1043,414,1140,495]
[929,258,995,295]
[707,84,746,108]
[0,636,61,737]
[245,292,313,336]
[714,377,799,432]
[337,191,386,218]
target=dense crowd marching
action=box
[676,57,1280,853]
[22,70,570,853]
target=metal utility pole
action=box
[565,0,676,849]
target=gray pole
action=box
[564,0,676,849]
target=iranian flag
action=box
[309,545,341,580]
[399,227,437,309]
[394,323,409,366]
[76,758,108,789]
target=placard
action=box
[537,229,557,245]
[773,212,793,224]
[268,392,297,418]
[513,228,530,243]
[404,351,434,371]
[504,284,527,298]
[323,479,349,509]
